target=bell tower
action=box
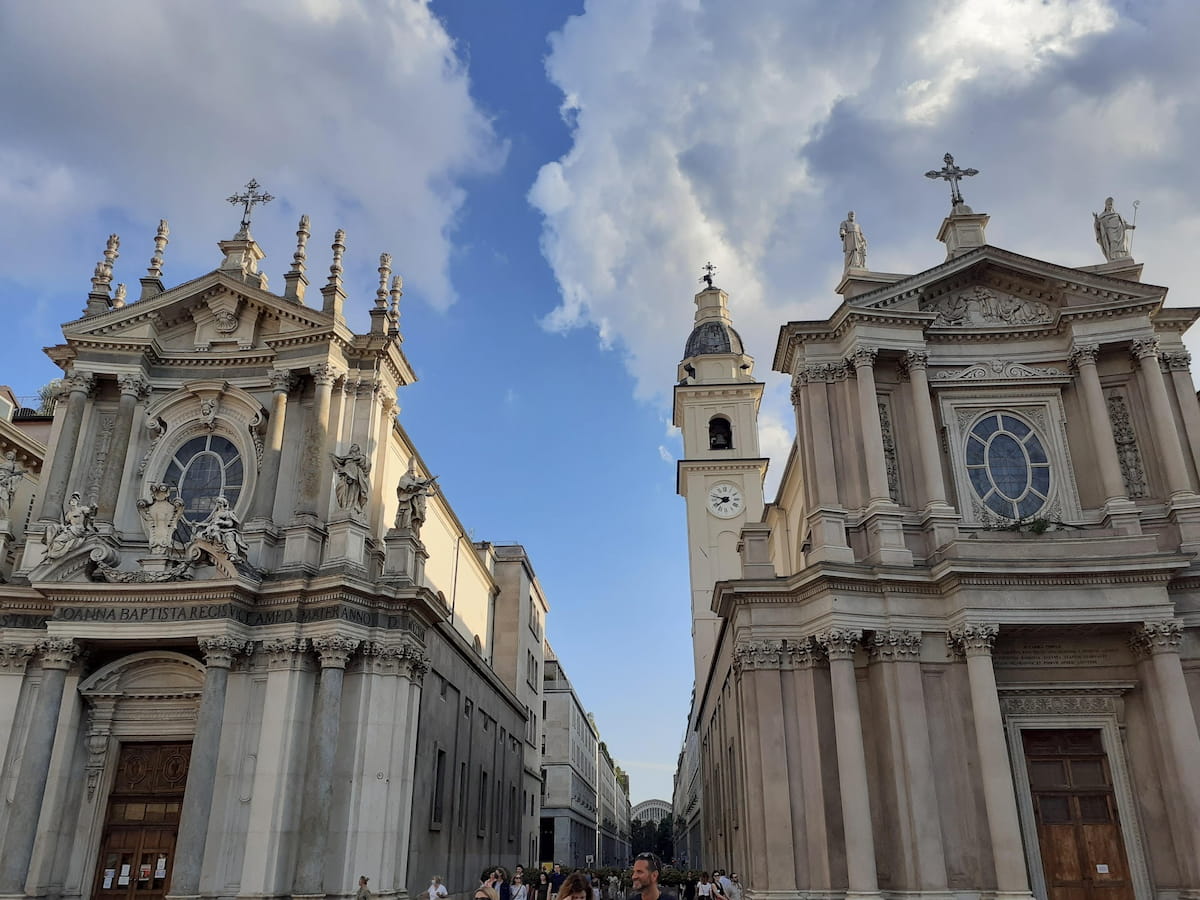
[674,268,767,683]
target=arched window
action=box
[161,434,244,539]
[708,416,733,450]
[965,412,1050,519]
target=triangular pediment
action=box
[60,270,346,355]
[849,246,1166,330]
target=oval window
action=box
[162,435,244,536]
[965,413,1050,520]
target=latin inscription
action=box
[49,603,419,631]
[993,640,1121,668]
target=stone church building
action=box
[0,207,546,900]
[676,175,1200,900]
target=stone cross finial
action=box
[147,219,170,278]
[226,178,274,235]
[700,261,718,289]
[328,229,346,288]
[376,253,392,309]
[290,214,311,274]
[925,152,979,208]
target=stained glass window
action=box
[965,412,1051,520]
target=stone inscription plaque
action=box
[50,602,422,633]
[993,639,1122,669]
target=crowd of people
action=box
[418,854,742,900]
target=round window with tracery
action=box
[965,412,1050,520]
[162,434,244,529]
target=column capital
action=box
[1130,619,1183,658]
[117,373,151,400]
[848,345,878,370]
[261,637,309,670]
[269,368,299,394]
[0,644,35,674]
[65,370,97,397]
[198,636,251,669]
[310,363,339,387]
[360,640,429,680]
[948,623,998,658]
[1068,342,1100,369]
[312,635,361,668]
[901,349,930,374]
[38,638,82,670]
[1131,336,1160,361]
[1161,349,1192,372]
[869,629,923,661]
[814,627,863,661]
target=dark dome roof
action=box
[684,320,745,358]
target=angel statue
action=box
[394,460,438,535]
[136,483,185,555]
[331,443,372,513]
[197,496,249,562]
[43,492,97,559]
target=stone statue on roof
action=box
[1093,197,1135,261]
[839,211,867,271]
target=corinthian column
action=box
[295,364,337,518]
[1132,338,1193,497]
[96,374,149,524]
[1162,350,1200,480]
[0,639,80,894]
[250,369,297,523]
[1130,620,1200,873]
[904,352,950,509]
[293,636,359,898]
[1068,344,1128,504]
[169,637,249,899]
[948,625,1032,900]
[849,346,893,506]
[38,372,95,522]
[815,628,880,900]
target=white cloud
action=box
[658,445,674,464]
[0,0,504,320]
[529,0,1200,486]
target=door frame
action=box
[999,682,1152,900]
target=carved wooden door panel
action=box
[1022,730,1134,900]
[93,742,191,900]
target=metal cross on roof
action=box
[924,153,979,208]
[700,261,718,289]
[226,178,274,233]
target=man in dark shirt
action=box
[628,852,674,900]
[550,865,566,898]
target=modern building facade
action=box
[0,211,548,900]
[678,187,1200,900]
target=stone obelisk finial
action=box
[371,252,392,334]
[320,228,347,321]
[283,214,311,304]
[140,219,170,300]
[84,234,120,317]
[113,283,128,308]
[389,274,403,338]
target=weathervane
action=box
[226,178,274,233]
[924,153,979,208]
[700,261,718,289]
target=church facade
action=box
[676,184,1200,900]
[0,207,545,900]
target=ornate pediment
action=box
[930,359,1069,383]
[920,285,1054,328]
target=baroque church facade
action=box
[0,206,547,900]
[675,176,1200,900]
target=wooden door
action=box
[1022,729,1134,900]
[93,742,191,900]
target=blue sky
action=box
[3,0,1200,803]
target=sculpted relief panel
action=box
[921,286,1053,328]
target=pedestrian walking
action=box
[428,877,449,900]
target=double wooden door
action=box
[1022,729,1134,900]
[93,742,191,900]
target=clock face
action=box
[707,482,744,518]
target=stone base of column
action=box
[842,891,884,900]
[0,525,13,575]
[15,528,49,575]
[1101,497,1142,536]
[919,503,959,550]
[805,509,856,564]
[990,891,1035,900]
[1167,495,1200,554]
[324,516,370,570]
[279,517,327,573]
[862,502,913,566]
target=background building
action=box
[678,184,1200,898]
[0,213,554,900]
[630,799,670,825]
